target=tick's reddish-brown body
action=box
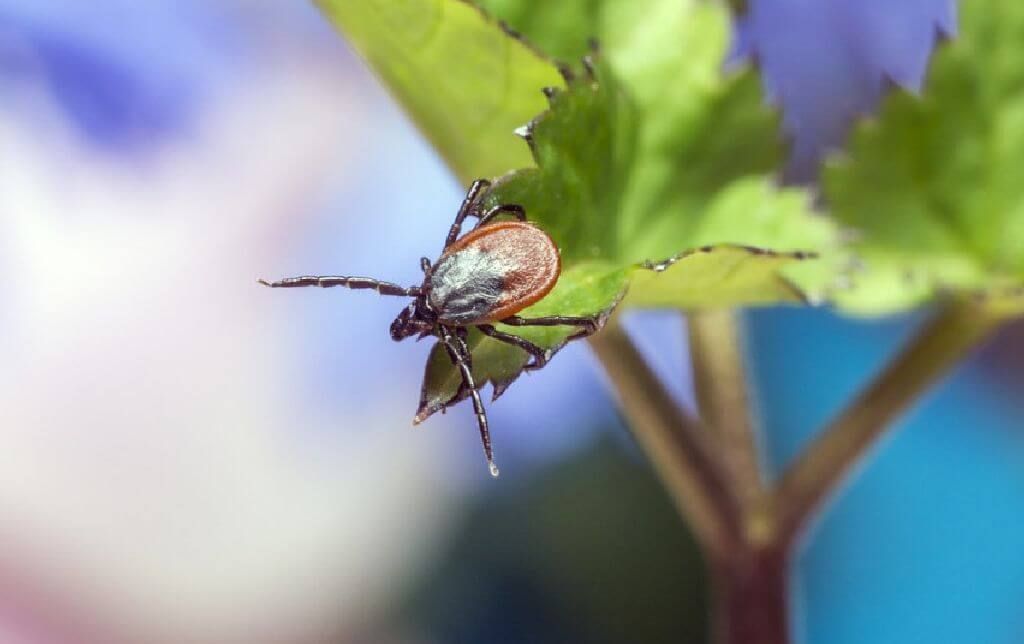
[437,221,561,324]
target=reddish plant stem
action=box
[592,301,1001,644]
[711,546,791,644]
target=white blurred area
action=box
[0,12,461,644]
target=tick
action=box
[259,179,599,477]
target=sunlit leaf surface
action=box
[318,0,565,184]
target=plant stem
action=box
[688,310,788,642]
[711,546,790,644]
[589,319,742,557]
[688,310,765,505]
[774,301,1002,542]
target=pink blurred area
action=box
[0,5,464,643]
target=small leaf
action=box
[316,0,566,184]
[627,244,815,309]
[823,2,1024,316]
[415,263,625,422]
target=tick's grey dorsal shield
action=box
[429,247,507,324]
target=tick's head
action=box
[390,300,434,341]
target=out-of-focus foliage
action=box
[824,1,1024,316]
[316,0,564,184]
[400,438,709,644]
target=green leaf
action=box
[316,0,566,184]
[823,2,1024,317]
[627,244,814,308]
[483,53,837,307]
[472,0,605,63]
[416,263,625,422]
[414,0,840,418]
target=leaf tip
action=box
[491,381,512,402]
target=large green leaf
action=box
[482,53,837,308]
[413,1,839,422]
[317,0,566,184]
[320,0,839,424]
[823,2,1024,316]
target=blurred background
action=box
[0,1,1022,643]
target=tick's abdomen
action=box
[430,222,561,325]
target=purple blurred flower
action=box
[732,0,956,181]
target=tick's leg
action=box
[444,179,491,248]
[475,204,526,229]
[437,334,472,410]
[499,314,600,339]
[439,326,498,478]
[431,328,473,402]
[258,275,420,297]
[454,326,473,371]
[477,324,550,371]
